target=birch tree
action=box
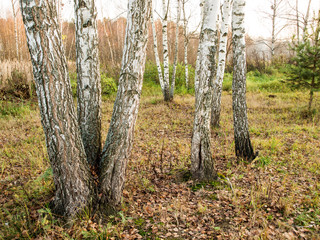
[21,0,151,217]
[74,0,102,167]
[211,0,232,128]
[99,0,151,212]
[151,7,165,93]
[191,0,219,181]
[162,0,171,101]
[232,0,257,161]
[302,0,312,42]
[182,0,189,88]
[20,0,94,216]
[170,0,181,99]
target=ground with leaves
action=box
[0,92,319,239]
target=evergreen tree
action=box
[286,13,320,111]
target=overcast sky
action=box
[0,0,319,39]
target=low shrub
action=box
[69,72,117,97]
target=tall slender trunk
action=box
[151,8,165,92]
[11,0,19,60]
[191,0,220,182]
[302,0,312,42]
[182,0,189,88]
[211,0,232,127]
[74,0,102,167]
[99,0,151,213]
[170,0,181,99]
[194,0,205,97]
[271,0,276,58]
[184,39,189,88]
[20,0,94,216]
[162,0,171,101]
[232,0,256,161]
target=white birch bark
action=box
[74,0,102,167]
[232,0,256,161]
[191,0,220,181]
[194,0,205,96]
[302,0,312,42]
[100,0,151,212]
[151,8,165,92]
[211,0,232,127]
[271,0,276,57]
[170,0,181,99]
[182,0,189,88]
[20,0,94,216]
[162,0,170,101]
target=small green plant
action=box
[0,101,30,118]
[101,73,117,96]
[255,156,271,167]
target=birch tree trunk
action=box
[170,0,181,99]
[151,8,165,93]
[302,0,312,42]
[191,0,219,182]
[194,0,205,96]
[11,0,19,60]
[211,0,232,127]
[182,0,189,88]
[99,0,151,213]
[74,0,102,167]
[232,0,256,161]
[20,0,94,216]
[162,0,171,101]
[271,0,276,57]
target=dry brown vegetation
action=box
[0,92,319,239]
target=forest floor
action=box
[0,92,319,239]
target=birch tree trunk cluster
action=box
[20,0,257,215]
[192,0,257,181]
[151,0,185,101]
[20,0,151,217]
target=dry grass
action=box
[0,92,319,239]
[0,61,33,88]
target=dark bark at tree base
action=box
[235,134,258,162]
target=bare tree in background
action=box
[10,0,20,60]
[211,0,232,128]
[182,0,189,88]
[100,1,115,65]
[302,0,312,42]
[284,0,312,43]
[170,0,181,99]
[151,4,165,95]
[232,0,257,161]
[191,0,220,182]
[262,0,288,58]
